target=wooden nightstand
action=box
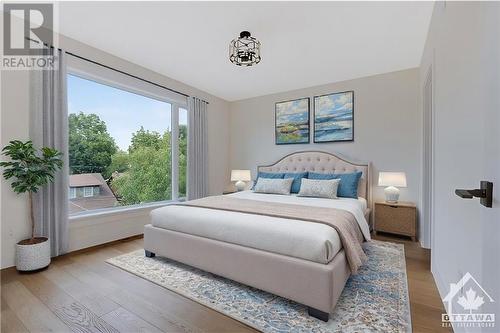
[374,201,417,241]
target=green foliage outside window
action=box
[69,112,117,175]
[104,150,129,179]
[111,129,172,204]
[69,113,187,206]
[178,125,187,197]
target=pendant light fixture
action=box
[229,31,261,66]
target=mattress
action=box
[150,191,370,264]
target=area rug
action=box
[107,240,411,333]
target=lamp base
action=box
[235,180,246,191]
[384,186,400,203]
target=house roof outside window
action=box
[69,173,106,187]
[69,173,118,214]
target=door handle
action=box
[455,181,493,208]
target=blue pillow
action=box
[252,172,285,189]
[256,171,285,179]
[308,171,362,198]
[307,172,336,180]
[283,172,308,194]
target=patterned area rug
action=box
[107,240,411,333]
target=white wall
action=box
[229,68,422,233]
[420,2,500,330]
[1,30,231,268]
[1,70,33,268]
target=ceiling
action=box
[57,2,434,101]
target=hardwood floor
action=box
[2,235,452,332]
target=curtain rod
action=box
[25,37,209,105]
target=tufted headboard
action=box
[257,151,371,203]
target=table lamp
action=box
[378,172,407,203]
[231,170,251,191]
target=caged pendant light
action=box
[229,31,261,66]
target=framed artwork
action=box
[313,91,354,143]
[275,97,310,145]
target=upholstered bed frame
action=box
[144,151,371,322]
[258,151,372,221]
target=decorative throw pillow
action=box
[256,171,285,179]
[297,178,340,199]
[308,171,362,199]
[253,178,294,195]
[252,171,285,189]
[283,172,308,193]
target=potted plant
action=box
[0,140,63,271]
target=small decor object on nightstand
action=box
[231,170,251,191]
[378,172,407,203]
[375,201,417,241]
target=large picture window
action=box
[178,107,188,198]
[67,71,187,215]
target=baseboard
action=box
[64,234,144,256]
[0,234,144,271]
[431,263,463,333]
[420,238,431,249]
[431,263,448,302]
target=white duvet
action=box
[150,191,371,264]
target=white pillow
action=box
[253,178,294,195]
[297,178,340,199]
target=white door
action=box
[424,2,500,331]
[479,5,500,322]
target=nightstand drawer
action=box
[375,203,416,236]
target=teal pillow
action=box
[283,172,308,193]
[308,171,362,198]
[256,171,285,179]
[252,172,285,190]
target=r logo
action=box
[3,3,53,55]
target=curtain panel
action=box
[187,97,209,200]
[30,49,70,257]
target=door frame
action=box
[422,65,435,251]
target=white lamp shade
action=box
[231,170,251,182]
[378,172,407,187]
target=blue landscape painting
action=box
[275,98,310,144]
[314,91,353,142]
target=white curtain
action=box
[30,49,69,256]
[187,97,208,200]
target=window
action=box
[178,108,188,198]
[83,186,94,197]
[69,187,76,199]
[67,69,187,215]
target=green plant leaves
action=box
[0,140,63,194]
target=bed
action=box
[144,151,372,321]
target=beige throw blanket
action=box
[176,196,367,274]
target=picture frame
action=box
[313,91,354,143]
[275,97,310,145]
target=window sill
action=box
[69,199,184,228]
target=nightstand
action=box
[374,201,417,241]
[222,190,237,195]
